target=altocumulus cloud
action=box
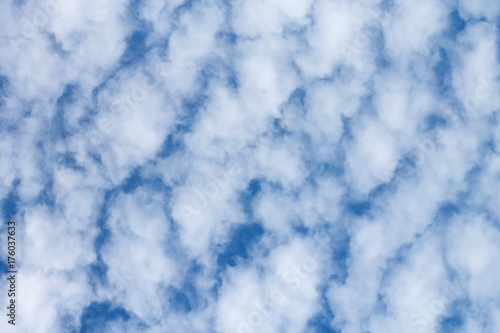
[0,0,499,332]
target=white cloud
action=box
[1,0,499,332]
[346,119,400,194]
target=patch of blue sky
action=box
[171,0,199,20]
[119,30,149,68]
[380,0,400,12]
[126,0,146,23]
[11,0,26,8]
[432,47,453,96]
[1,180,19,222]
[0,74,8,103]
[0,182,19,279]
[88,253,109,295]
[357,87,379,118]
[35,177,56,207]
[176,92,209,133]
[345,199,372,217]
[338,114,356,144]
[363,21,391,71]
[216,30,238,46]
[281,21,310,42]
[315,162,345,179]
[165,262,203,313]
[292,223,309,236]
[52,83,79,139]
[323,225,351,284]
[55,151,85,171]
[78,301,136,333]
[435,201,461,223]
[384,242,414,274]
[216,222,264,270]
[438,299,468,333]
[238,178,262,218]
[46,32,68,57]
[340,178,397,219]
[156,133,184,159]
[88,190,115,286]
[393,154,419,179]
[445,10,467,40]
[305,289,340,333]
[423,113,448,132]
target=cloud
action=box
[0,0,499,332]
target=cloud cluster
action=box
[0,0,499,332]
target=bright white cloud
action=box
[0,0,499,332]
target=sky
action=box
[0,0,499,332]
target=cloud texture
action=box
[0,0,499,332]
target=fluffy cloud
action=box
[0,0,499,332]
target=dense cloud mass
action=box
[0,0,499,332]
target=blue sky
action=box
[1,0,500,332]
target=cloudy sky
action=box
[0,0,499,332]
